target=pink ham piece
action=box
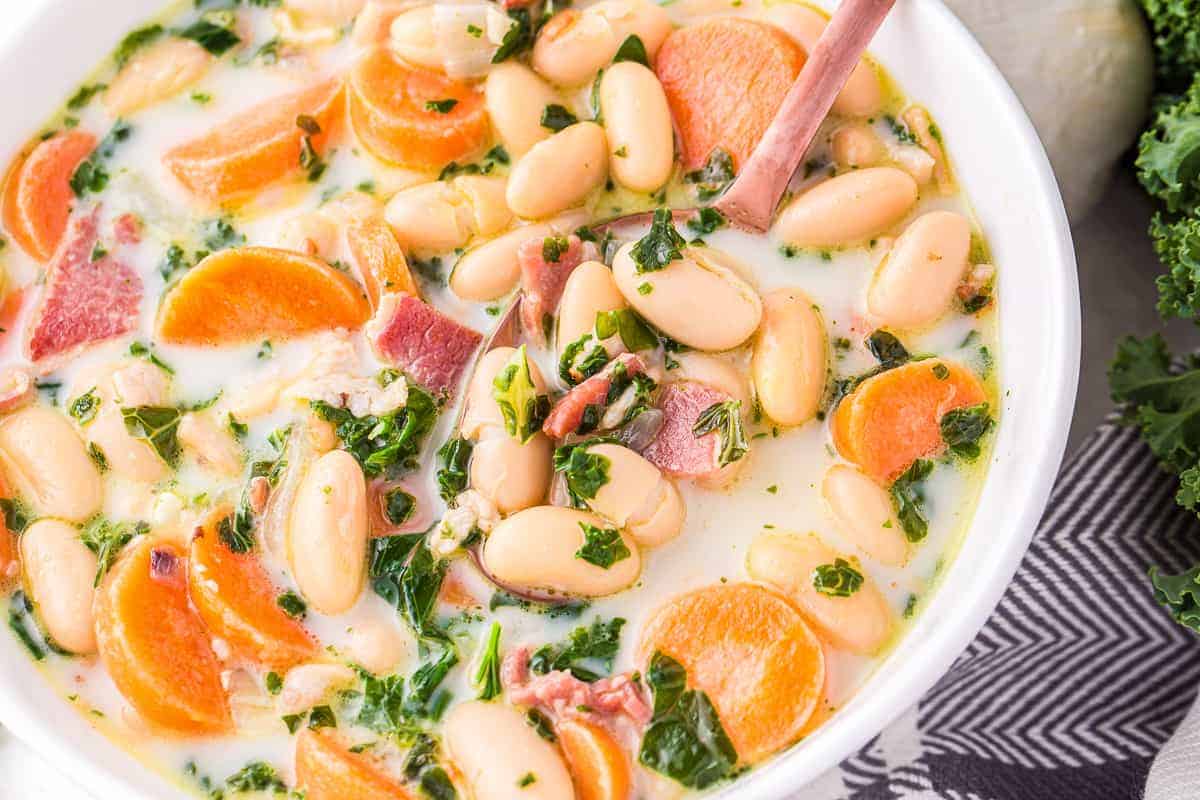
[518,234,596,344]
[542,353,645,439]
[371,292,483,395]
[113,213,142,245]
[25,209,142,370]
[642,381,730,478]
[502,646,652,727]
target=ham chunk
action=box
[518,234,596,344]
[542,353,644,439]
[642,381,730,478]
[25,209,142,370]
[371,293,483,395]
[502,646,652,727]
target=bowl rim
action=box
[0,0,1081,797]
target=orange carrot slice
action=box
[0,473,17,594]
[1,131,96,262]
[346,216,418,308]
[637,582,824,765]
[189,509,318,670]
[833,359,987,483]
[157,246,371,345]
[163,79,344,205]
[349,47,489,170]
[655,18,805,171]
[94,539,231,734]
[295,727,415,800]
[557,718,631,800]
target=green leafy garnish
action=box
[0,498,29,534]
[692,401,748,467]
[435,437,472,504]
[67,84,106,111]
[177,19,241,57]
[553,441,612,507]
[542,236,569,263]
[812,558,864,597]
[1149,213,1200,321]
[526,709,557,741]
[70,120,131,197]
[594,308,657,352]
[277,591,307,619]
[265,671,282,695]
[613,34,649,66]
[403,734,459,799]
[425,98,459,113]
[638,651,737,789]
[224,761,287,794]
[890,459,933,543]
[575,522,630,569]
[128,340,175,374]
[492,345,547,443]
[120,406,182,466]
[202,217,245,251]
[113,24,164,67]
[81,517,147,586]
[473,622,503,701]
[311,386,437,478]
[558,334,609,386]
[68,388,100,425]
[630,209,686,274]
[684,149,735,202]
[491,7,537,63]
[8,591,47,661]
[1139,0,1200,91]
[686,207,726,236]
[1150,565,1200,632]
[384,488,416,525]
[1139,75,1200,216]
[866,330,910,369]
[307,704,336,729]
[530,617,625,682]
[939,402,993,460]
[540,104,578,132]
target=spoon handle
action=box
[715,0,897,231]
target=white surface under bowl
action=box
[0,0,1079,798]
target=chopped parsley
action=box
[540,103,578,132]
[812,558,864,597]
[276,590,307,619]
[630,209,686,274]
[553,440,612,507]
[177,18,241,57]
[612,34,649,67]
[575,522,630,569]
[530,617,625,682]
[692,401,748,467]
[425,98,459,113]
[435,436,473,504]
[70,120,132,197]
[120,406,182,466]
[492,345,548,443]
[939,402,993,460]
[890,459,933,543]
[473,621,503,701]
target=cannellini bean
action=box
[600,62,674,193]
[0,365,34,414]
[178,412,244,477]
[470,434,554,516]
[483,506,640,596]
[831,123,885,170]
[867,210,971,330]
[751,288,827,426]
[103,38,213,117]
[285,0,366,26]
[21,519,98,654]
[87,407,169,483]
[446,701,575,800]
[507,122,608,219]
[278,663,357,715]
[891,144,936,186]
[346,617,411,674]
[279,211,339,258]
[385,176,511,256]
[556,260,628,356]
[761,4,881,117]
[775,167,918,249]
[70,360,172,483]
[585,444,684,546]
[389,6,443,70]
[450,210,588,301]
[613,243,762,351]
[288,450,368,615]
[903,106,953,195]
[747,531,894,655]
[670,353,749,407]
[352,0,409,46]
[822,465,907,566]
[0,407,101,523]
[485,62,560,159]
[533,0,672,87]
[462,347,549,439]
[109,360,171,407]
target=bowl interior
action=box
[0,1,1079,798]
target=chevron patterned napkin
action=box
[808,421,1200,800]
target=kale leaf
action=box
[890,459,934,543]
[631,209,686,274]
[1139,0,1200,91]
[575,522,631,569]
[529,617,625,682]
[1150,565,1200,632]
[1137,74,1200,216]
[692,400,748,467]
[311,386,437,478]
[553,440,613,507]
[1150,213,1200,321]
[435,436,472,504]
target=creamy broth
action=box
[0,0,998,797]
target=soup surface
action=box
[0,0,998,797]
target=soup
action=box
[0,0,998,797]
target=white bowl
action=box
[0,0,1079,797]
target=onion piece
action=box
[617,408,664,453]
[467,544,580,606]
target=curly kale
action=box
[1139,0,1200,91]
[1136,75,1200,216]
[1151,213,1200,320]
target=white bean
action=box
[178,412,244,477]
[389,6,443,70]
[470,434,554,516]
[278,664,357,715]
[670,353,749,407]
[600,62,674,193]
[385,181,476,256]
[556,260,628,357]
[747,531,894,655]
[867,210,971,330]
[450,210,588,301]
[0,406,101,523]
[21,519,98,654]
[751,288,827,426]
[87,406,169,483]
[831,123,885,169]
[483,506,640,596]
[531,0,673,89]
[103,38,213,117]
[506,122,608,219]
[775,167,918,249]
[612,242,762,351]
[485,62,560,159]
[462,347,549,440]
[822,465,908,566]
[445,701,575,800]
[346,617,411,675]
[287,450,368,615]
[585,443,684,546]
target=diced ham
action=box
[502,646,652,727]
[642,381,729,478]
[371,293,483,395]
[518,234,596,344]
[25,210,142,371]
[113,213,142,245]
[542,353,645,439]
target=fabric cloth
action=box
[809,422,1200,799]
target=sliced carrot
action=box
[346,216,418,308]
[163,78,344,205]
[655,18,805,171]
[2,131,96,262]
[637,582,824,765]
[94,539,231,734]
[189,508,318,670]
[0,473,16,594]
[295,727,415,800]
[349,47,489,170]
[157,246,372,345]
[833,359,987,483]
[557,718,631,800]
